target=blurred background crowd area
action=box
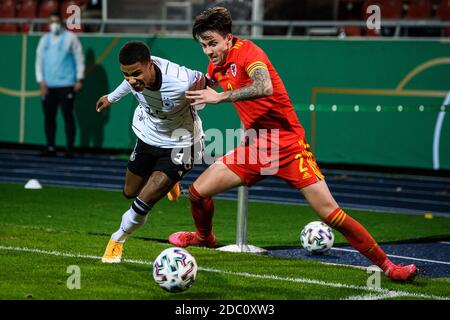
[0,0,449,37]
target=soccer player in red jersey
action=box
[169,7,416,281]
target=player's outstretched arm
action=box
[186,67,273,107]
[96,80,133,112]
[96,95,112,112]
[205,74,218,90]
[225,67,273,102]
[186,86,223,106]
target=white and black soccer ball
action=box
[300,221,335,254]
[152,247,198,293]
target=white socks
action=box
[111,198,151,243]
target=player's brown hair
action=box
[192,6,232,40]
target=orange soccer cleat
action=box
[168,231,216,248]
[167,182,181,202]
[101,239,123,263]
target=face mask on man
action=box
[49,22,62,35]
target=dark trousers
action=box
[42,86,76,150]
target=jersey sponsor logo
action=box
[130,151,136,161]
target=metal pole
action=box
[102,0,107,21]
[236,180,248,248]
[19,34,27,144]
[333,0,340,21]
[251,0,263,37]
[236,122,248,250]
[217,123,266,253]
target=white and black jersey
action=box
[108,56,206,148]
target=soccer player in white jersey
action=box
[96,41,206,263]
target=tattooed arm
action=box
[185,67,273,107]
[224,67,273,102]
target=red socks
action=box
[189,184,215,240]
[324,208,393,272]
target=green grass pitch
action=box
[0,183,449,300]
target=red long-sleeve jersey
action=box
[207,37,305,148]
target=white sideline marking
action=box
[343,292,407,300]
[0,245,448,300]
[320,261,378,271]
[331,247,450,265]
[439,241,450,245]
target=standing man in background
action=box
[35,12,85,158]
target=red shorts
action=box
[218,136,324,189]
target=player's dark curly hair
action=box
[119,41,151,65]
[192,6,232,40]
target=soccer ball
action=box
[152,247,198,293]
[300,221,334,254]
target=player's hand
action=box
[74,81,83,93]
[96,95,111,112]
[39,81,48,96]
[186,86,225,106]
